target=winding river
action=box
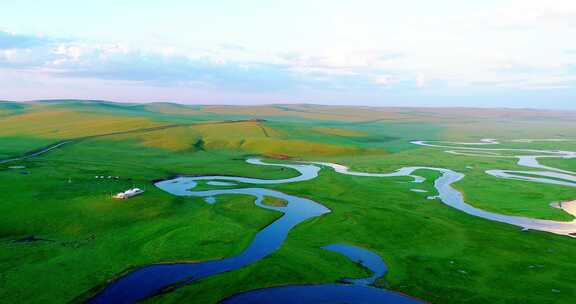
[410,139,576,235]
[89,158,423,304]
[221,244,418,304]
[90,138,576,303]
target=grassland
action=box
[1,100,575,304]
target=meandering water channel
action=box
[220,244,418,304]
[89,139,575,303]
[90,158,423,303]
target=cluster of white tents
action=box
[113,188,144,199]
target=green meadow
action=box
[1,100,575,304]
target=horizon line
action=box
[2,98,575,112]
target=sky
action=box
[1,0,575,109]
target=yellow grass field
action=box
[0,108,159,139]
[313,127,367,137]
[111,120,363,157]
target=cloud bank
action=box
[0,0,575,108]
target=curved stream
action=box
[411,139,576,232]
[221,244,419,304]
[89,159,421,304]
[91,138,575,303]
[89,160,327,303]
[311,162,576,237]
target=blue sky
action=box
[1,0,575,108]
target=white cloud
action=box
[416,73,427,88]
[372,75,392,86]
[1,9,575,100]
[54,45,83,60]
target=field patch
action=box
[313,127,367,137]
[0,109,159,139]
[110,120,365,157]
